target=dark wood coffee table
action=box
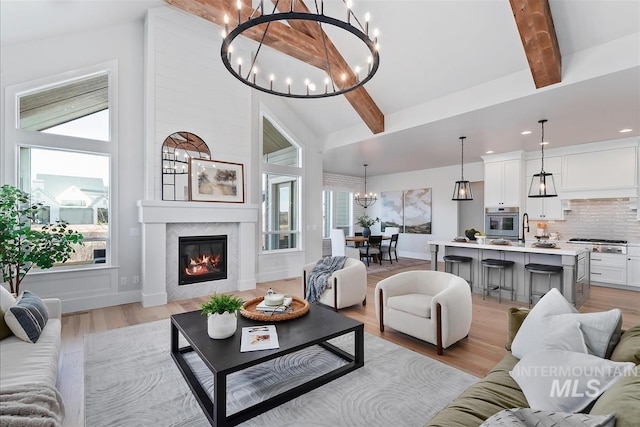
[170,304,364,426]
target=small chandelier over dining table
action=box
[220,0,380,99]
[354,164,377,208]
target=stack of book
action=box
[255,296,293,313]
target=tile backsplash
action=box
[526,198,640,243]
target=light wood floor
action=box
[58,261,640,426]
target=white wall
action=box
[1,20,145,312]
[364,161,484,260]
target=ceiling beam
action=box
[509,0,562,88]
[271,0,384,134]
[165,0,384,134]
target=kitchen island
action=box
[429,240,590,306]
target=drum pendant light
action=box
[452,136,473,201]
[528,119,558,198]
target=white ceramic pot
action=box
[207,311,237,339]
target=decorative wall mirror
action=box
[162,132,211,201]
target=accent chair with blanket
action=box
[302,257,367,310]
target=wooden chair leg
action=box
[436,303,443,355]
[333,277,338,312]
[362,296,366,306]
[303,270,307,298]
[378,288,384,332]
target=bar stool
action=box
[443,255,473,287]
[525,263,564,308]
[481,258,515,303]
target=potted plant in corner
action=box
[0,185,84,296]
[201,293,244,339]
[356,215,380,238]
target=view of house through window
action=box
[16,70,111,267]
[322,190,353,238]
[262,116,301,251]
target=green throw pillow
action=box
[506,307,530,351]
[590,365,640,427]
[610,324,640,365]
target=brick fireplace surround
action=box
[137,200,258,307]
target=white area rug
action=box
[84,319,477,427]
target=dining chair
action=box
[348,232,363,248]
[383,226,400,237]
[330,229,359,259]
[359,235,383,266]
[381,233,399,264]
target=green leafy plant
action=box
[0,185,84,295]
[356,215,380,228]
[200,293,244,316]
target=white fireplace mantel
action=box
[137,200,259,307]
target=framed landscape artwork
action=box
[189,159,245,203]
[381,191,404,232]
[381,187,432,234]
[404,188,432,234]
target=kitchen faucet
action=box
[521,212,529,243]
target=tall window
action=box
[8,68,114,268]
[261,116,301,251]
[322,190,353,238]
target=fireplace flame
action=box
[184,253,221,276]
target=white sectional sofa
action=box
[0,298,65,425]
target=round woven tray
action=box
[240,296,309,321]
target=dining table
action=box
[345,235,390,248]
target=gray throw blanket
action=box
[0,384,65,427]
[306,256,347,303]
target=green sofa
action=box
[426,313,640,427]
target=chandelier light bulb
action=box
[365,12,370,34]
[269,74,275,90]
[224,14,229,35]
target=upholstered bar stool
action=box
[481,258,515,303]
[443,255,473,287]
[525,263,564,308]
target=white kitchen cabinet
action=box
[590,252,627,286]
[484,159,522,207]
[526,195,563,220]
[562,145,637,194]
[627,245,640,288]
[525,173,564,220]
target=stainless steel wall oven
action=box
[485,207,519,240]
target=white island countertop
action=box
[428,240,589,256]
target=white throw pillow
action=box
[510,349,635,413]
[542,320,588,353]
[0,285,17,339]
[511,289,621,359]
[480,407,616,427]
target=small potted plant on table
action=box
[356,215,380,238]
[201,293,244,339]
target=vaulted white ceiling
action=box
[2,0,638,177]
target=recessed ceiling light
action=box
[521,130,532,135]
[619,128,632,133]
[485,150,494,154]
[539,141,549,145]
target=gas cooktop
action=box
[568,238,628,245]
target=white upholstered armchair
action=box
[303,257,367,310]
[374,270,472,355]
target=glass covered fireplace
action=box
[178,235,228,285]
